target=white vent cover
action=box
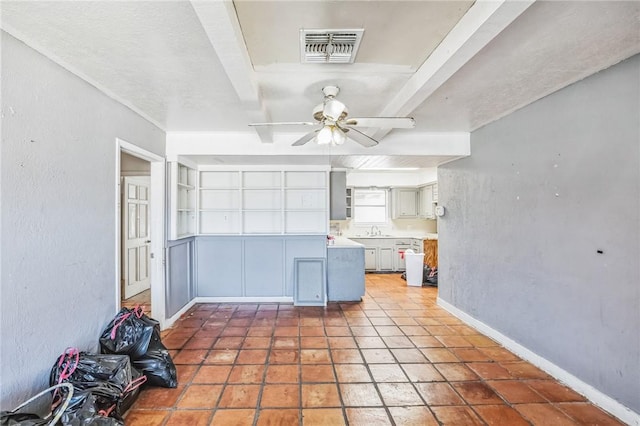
[300,29,364,64]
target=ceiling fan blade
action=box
[343,117,416,129]
[291,130,320,146]
[345,127,379,148]
[249,122,316,127]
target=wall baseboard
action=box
[437,297,640,426]
[194,296,294,304]
[164,299,197,330]
[162,297,294,330]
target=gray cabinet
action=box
[330,171,347,220]
[327,246,365,301]
[196,235,326,298]
[293,258,326,306]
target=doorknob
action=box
[145,240,151,243]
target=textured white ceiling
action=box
[1,0,639,167]
[0,1,249,131]
[410,0,640,132]
[235,0,474,69]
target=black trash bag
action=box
[116,368,144,415]
[0,412,48,426]
[57,393,124,426]
[50,349,145,421]
[423,266,438,286]
[99,307,158,360]
[131,330,177,388]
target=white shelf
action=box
[193,169,328,235]
[169,163,197,240]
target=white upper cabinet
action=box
[419,185,434,219]
[391,188,419,218]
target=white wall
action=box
[438,54,640,419]
[0,32,165,409]
[346,169,437,187]
[334,218,437,238]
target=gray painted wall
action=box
[0,33,165,408]
[438,55,640,412]
[196,236,326,298]
[166,238,194,318]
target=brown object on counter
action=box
[423,239,438,268]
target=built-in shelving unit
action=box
[193,168,328,235]
[169,162,196,239]
[345,187,353,219]
[243,171,282,234]
[199,171,241,234]
[284,171,327,234]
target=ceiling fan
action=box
[249,86,415,147]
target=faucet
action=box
[370,225,380,236]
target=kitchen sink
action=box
[351,234,394,238]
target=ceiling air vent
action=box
[300,29,364,64]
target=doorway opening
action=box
[116,139,166,328]
[120,156,151,310]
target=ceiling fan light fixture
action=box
[332,127,346,145]
[323,98,347,121]
[316,126,333,145]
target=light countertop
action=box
[344,233,438,240]
[327,236,365,248]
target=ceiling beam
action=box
[372,0,536,141]
[190,0,273,143]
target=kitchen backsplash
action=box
[330,218,437,237]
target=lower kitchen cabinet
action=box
[378,247,394,271]
[364,248,377,271]
[327,246,365,301]
[423,239,438,268]
[395,248,406,271]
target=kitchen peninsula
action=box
[326,237,365,301]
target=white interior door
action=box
[122,177,151,299]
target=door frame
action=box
[115,138,167,328]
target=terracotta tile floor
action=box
[122,289,151,310]
[126,274,623,425]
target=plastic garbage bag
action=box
[99,307,157,360]
[1,383,74,426]
[0,412,48,426]
[99,306,177,388]
[131,330,177,388]
[58,393,124,426]
[423,266,438,286]
[50,348,146,422]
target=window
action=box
[353,188,388,224]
